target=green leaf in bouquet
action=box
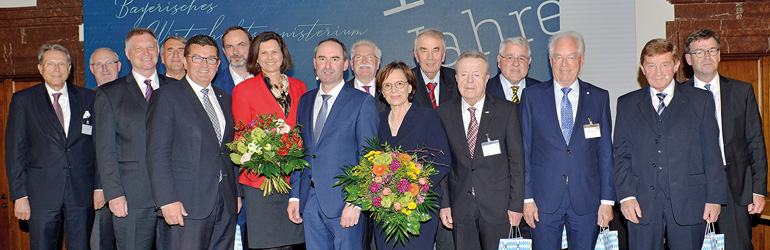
[237,141,247,154]
[413,211,431,222]
[230,153,242,165]
[405,215,421,235]
[361,202,371,211]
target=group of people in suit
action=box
[4,24,766,250]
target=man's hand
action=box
[14,198,30,220]
[703,203,721,222]
[748,194,766,215]
[161,201,187,226]
[597,204,613,227]
[109,196,129,217]
[94,190,106,210]
[620,199,642,224]
[340,204,361,228]
[508,210,523,226]
[523,202,539,228]
[440,208,453,229]
[237,197,243,214]
[287,201,303,224]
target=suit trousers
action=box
[435,219,455,250]
[452,195,510,250]
[303,187,364,250]
[112,207,158,250]
[28,175,94,250]
[90,206,116,250]
[715,185,753,250]
[531,191,597,250]
[627,189,705,250]
[169,190,236,250]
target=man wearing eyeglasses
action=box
[486,37,540,104]
[147,34,241,250]
[212,26,253,94]
[93,28,175,250]
[684,28,767,250]
[347,39,387,113]
[90,48,121,87]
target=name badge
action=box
[82,124,93,135]
[583,116,600,139]
[481,134,501,157]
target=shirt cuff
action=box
[289,198,299,203]
[94,189,103,192]
[600,200,615,206]
[347,202,361,210]
[620,197,636,203]
[524,198,534,203]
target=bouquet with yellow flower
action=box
[334,138,438,245]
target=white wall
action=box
[0,0,36,8]
[635,0,675,62]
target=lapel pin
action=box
[586,91,590,95]
[484,111,490,114]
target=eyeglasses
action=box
[90,61,118,67]
[689,48,719,58]
[382,81,407,91]
[353,55,377,62]
[499,54,529,62]
[188,55,219,64]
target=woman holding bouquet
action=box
[374,61,451,249]
[231,31,306,250]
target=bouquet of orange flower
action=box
[227,113,308,196]
[334,138,438,245]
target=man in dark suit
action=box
[6,43,98,250]
[412,29,460,110]
[486,37,540,103]
[520,31,615,249]
[146,35,241,250]
[287,38,379,250]
[160,36,187,80]
[212,26,254,95]
[683,28,767,249]
[437,50,525,250]
[346,39,387,113]
[94,28,175,250]
[614,38,727,249]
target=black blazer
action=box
[486,74,540,100]
[345,78,388,112]
[437,95,525,222]
[5,83,98,209]
[412,66,459,109]
[94,73,174,209]
[684,76,767,205]
[146,78,238,219]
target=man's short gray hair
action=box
[547,30,585,56]
[89,47,119,64]
[38,44,71,65]
[162,36,188,52]
[350,39,382,59]
[413,29,446,51]
[499,37,531,57]
[456,50,489,74]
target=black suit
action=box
[412,66,460,109]
[485,74,540,101]
[146,78,238,250]
[6,83,98,250]
[437,95,525,250]
[345,79,388,113]
[685,76,767,249]
[94,73,174,249]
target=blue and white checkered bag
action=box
[561,227,568,249]
[499,226,532,250]
[595,226,619,250]
[701,222,724,250]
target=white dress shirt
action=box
[554,79,579,126]
[461,95,485,135]
[45,83,70,137]
[187,76,226,141]
[229,65,254,86]
[501,76,528,101]
[132,70,160,96]
[313,80,346,127]
[354,78,376,97]
[692,75,726,166]
[420,70,441,105]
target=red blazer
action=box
[232,73,307,188]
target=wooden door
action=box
[1,75,45,250]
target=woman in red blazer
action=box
[232,31,306,250]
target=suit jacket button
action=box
[467,191,472,195]
[65,148,70,152]
[657,150,662,154]
[652,163,656,168]
[311,154,316,158]
[654,139,658,144]
[566,150,571,154]
[562,175,566,178]
[650,186,655,190]
[471,169,476,173]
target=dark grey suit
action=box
[412,66,460,109]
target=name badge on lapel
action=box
[583,116,600,139]
[481,134,501,157]
[82,110,93,135]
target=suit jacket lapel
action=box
[471,96,494,163]
[540,81,563,144]
[214,87,234,148]
[664,82,688,125]
[413,67,432,108]
[125,74,149,110]
[446,100,472,164]
[182,79,221,146]
[439,67,456,104]
[636,87,660,135]
[35,84,66,142]
[66,85,83,146]
[569,81,588,145]
[317,85,353,144]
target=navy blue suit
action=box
[211,67,235,95]
[520,79,615,249]
[614,82,727,249]
[6,83,98,250]
[290,83,379,250]
[486,74,540,101]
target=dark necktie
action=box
[467,107,478,158]
[656,93,667,116]
[427,82,437,109]
[314,94,332,144]
[144,79,153,102]
[510,85,520,104]
[52,92,64,129]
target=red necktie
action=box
[427,82,437,109]
[362,85,371,94]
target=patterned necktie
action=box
[656,93,667,116]
[200,88,222,144]
[314,94,332,144]
[52,92,64,129]
[560,88,574,144]
[510,85,520,104]
[362,85,371,94]
[144,79,153,102]
[427,82,437,109]
[467,107,478,158]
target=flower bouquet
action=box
[334,138,438,245]
[227,113,308,196]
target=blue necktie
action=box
[314,94,332,144]
[656,93,667,116]
[560,88,573,144]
